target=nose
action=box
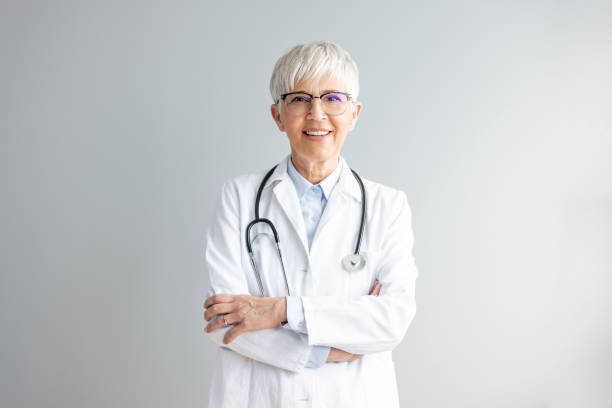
[307,97,327,120]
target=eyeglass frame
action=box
[276,91,353,116]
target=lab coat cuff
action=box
[286,295,308,334]
[305,346,331,368]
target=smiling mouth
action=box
[302,130,332,136]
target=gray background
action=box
[1,1,611,407]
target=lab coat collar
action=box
[286,155,342,201]
[264,153,363,256]
[265,154,362,203]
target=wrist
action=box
[276,296,287,325]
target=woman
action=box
[203,41,418,408]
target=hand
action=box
[369,278,382,296]
[203,294,286,344]
[326,279,381,363]
[327,347,363,362]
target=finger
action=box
[327,347,339,362]
[221,312,243,326]
[204,294,235,309]
[204,315,225,333]
[205,311,243,333]
[369,279,381,295]
[368,279,378,295]
[204,294,234,309]
[205,314,234,333]
[223,322,248,344]
[204,303,236,321]
[336,349,354,362]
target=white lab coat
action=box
[204,154,418,408]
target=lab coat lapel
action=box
[269,156,309,255]
[311,156,363,251]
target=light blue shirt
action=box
[285,156,342,368]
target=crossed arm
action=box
[203,280,382,364]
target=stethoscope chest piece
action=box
[343,253,365,271]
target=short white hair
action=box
[269,40,360,103]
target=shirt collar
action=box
[287,156,343,201]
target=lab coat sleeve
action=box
[203,179,313,373]
[286,295,331,368]
[300,191,418,355]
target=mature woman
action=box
[203,41,418,408]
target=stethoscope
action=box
[245,163,367,297]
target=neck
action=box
[290,153,339,185]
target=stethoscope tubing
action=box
[350,168,366,256]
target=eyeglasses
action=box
[277,91,352,116]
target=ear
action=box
[348,101,363,131]
[270,103,285,132]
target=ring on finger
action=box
[223,315,229,326]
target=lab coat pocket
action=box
[348,250,383,296]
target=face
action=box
[270,73,362,166]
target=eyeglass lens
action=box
[284,93,349,115]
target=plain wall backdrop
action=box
[1,1,611,407]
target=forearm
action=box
[283,263,416,357]
[204,324,312,373]
[301,291,416,355]
[204,291,315,372]
[285,296,332,367]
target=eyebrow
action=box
[294,89,344,94]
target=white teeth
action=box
[305,131,331,136]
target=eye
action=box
[323,93,346,103]
[288,94,311,104]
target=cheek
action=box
[288,122,304,134]
[334,133,347,145]
[334,117,351,131]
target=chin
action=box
[292,141,341,161]
[303,150,338,163]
